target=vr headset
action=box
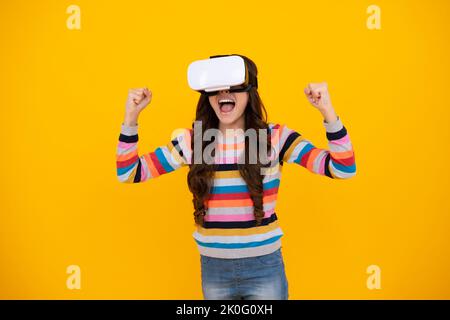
[187,54,258,96]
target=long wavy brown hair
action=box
[187,54,271,227]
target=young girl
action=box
[116,54,356,300]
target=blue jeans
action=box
[200,248,289,300]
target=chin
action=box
[218,117,238,125]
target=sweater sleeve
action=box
[116,123,192,183]
[276,116,356,179]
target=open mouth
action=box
[218,98,235,114]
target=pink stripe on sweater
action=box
[329,134,349,145]
[118,141,136,149]
[319,153,326,174]
[216,157,240,164]
[140,162,147,181]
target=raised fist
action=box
[125,87,152,115]
[304,82,332,111]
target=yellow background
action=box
[1,0,449,299]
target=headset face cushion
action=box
[187,55,247,92]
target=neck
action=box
[218,116,245,136]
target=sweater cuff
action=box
[121,123,139,136]
[323,115,343,133]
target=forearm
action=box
[123,112,139,127]
[322,116,356,179]
[319,106,338,124]
[117,123,143,183]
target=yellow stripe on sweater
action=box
[196,220,280,236]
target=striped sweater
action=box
[116,116,356,259]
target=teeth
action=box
[219,99,235,104]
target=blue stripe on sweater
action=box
[155,148,175,173]
[294,143,314,164]
[331,161,356,173]
[117,162,136,176]
[195,234,282,249]
[210,179,280,194]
